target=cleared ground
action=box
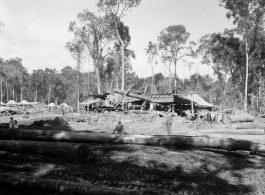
[0,112,265,194]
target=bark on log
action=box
[229,113,255,123]
[114,89,153,102]
[187,133,265,145]
[129,110,150,114]
[157,111,168,117]
[0,129,118,143]
[1,129,265,153]
[0,173,152,195]
[233,123,265,130]
[189,129,265,135]
[0,140,93,159]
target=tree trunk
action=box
[0,140,93,159]
[77,54,80,112]
[34,88,37,102]
[258,70,261,113]
[151,68,154,94]
[244,41,249,112]
[48,85,51,105]
[174,60,177,91]
[55,97,58,108]
[95,65,101,94]
[121,41,125,91]
[114,89,153,102]
[1,129,265,153]
[109,79,113,92]
[20,87,23,102]
[6,81,8,102]
[12,85,14,100]
[116,76,119,90]
[114,19,125,92]
[0,173,140,195]
[0,76,2,103]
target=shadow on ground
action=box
[0,144,265,194]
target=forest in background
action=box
[1,0,265,114]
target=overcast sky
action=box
[0,0,234,79]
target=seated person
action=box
[113,121,125,134]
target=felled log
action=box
[229,113,255,123]
[0,173,149,195]
[1,129,265,153]
[0,140,93,159]
[129,110,150,114]
[0,129,117,143]
[233,123,265,130]
[260,114,265,118]
[190,129,265,135]
[187,132,265,145]
[157,111,168,117]
[114,89,153,102]
[216,108,234,114]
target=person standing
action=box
[61,104,65,116]
[9,117,14,140]
[166,113,173,135]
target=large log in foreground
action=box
[0,140,92,159]
[1,129,265,153]
[189,129,265,135]
[0,173,153,195]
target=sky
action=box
[0,0,234,79]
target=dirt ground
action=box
[1,111,265,194]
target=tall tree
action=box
[66,37,84,110]
[145,41,158,94]
[97,0,141,91]
[220,0,265,112]
[158,25,193,92]
[68,10,117,94]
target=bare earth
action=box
[1,112,265,194]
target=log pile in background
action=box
[229,113,255,123]
[233,123,265,129]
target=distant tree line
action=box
[2,0,265,113]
